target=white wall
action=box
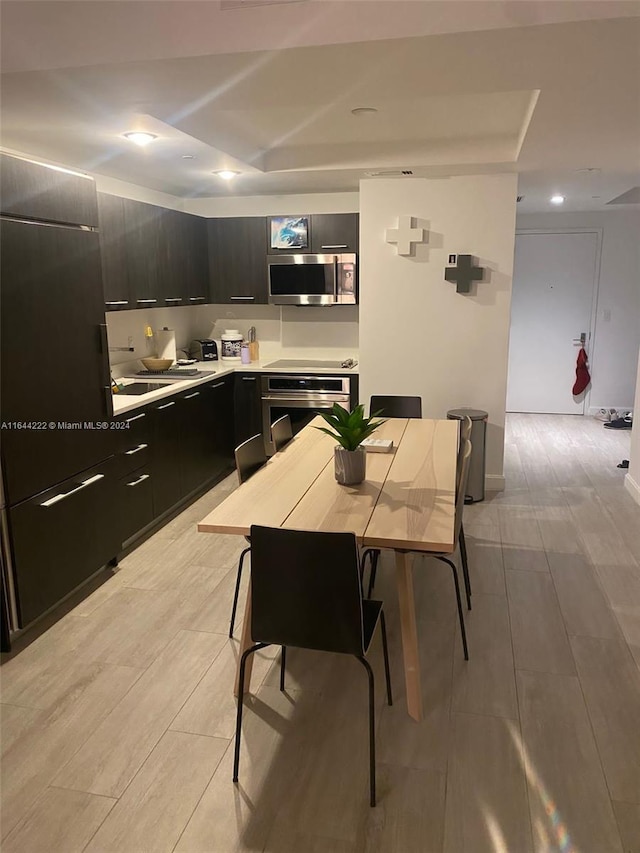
[94,174,186,210]
[359,174,518,489]
[516,210,640,413]
[184,192,358,217]
[106,303,359,377]
[625,348,640,506]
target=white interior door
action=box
[506,231,599,414]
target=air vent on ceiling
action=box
[220,0,306,9]
[364,169,414,178]
[517,195,524,202]
[606,186,640,205]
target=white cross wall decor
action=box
[385,215,425,256]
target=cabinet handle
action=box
[136,299,157,304]
[189,296,206,301]
[241,377,256,381]
[124,443,148,455]
[156,401,176,410]
[183,392,200,399]
[321,244,348,249]
[125,412,146,424]
[126,474,150,487]
[105,300,129,306]
[40,474,105,508]
[165,297,182,302]
[208,381,226,389]
[230,296,255,300]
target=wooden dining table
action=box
[197,416,458,722]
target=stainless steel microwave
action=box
[268,253,357,306]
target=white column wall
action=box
[625,348,640,506]
[359,174,518,489]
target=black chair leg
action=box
[379,611,393,706]
[229,546,251,638]
[459,525,472,611]
[280,646,286,692]
[367,549,380,599]
[233,642,269,783]
[436,556,469,661]
[355,656,376,807]
[359,548,374,595]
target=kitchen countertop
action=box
[111,358,359,416]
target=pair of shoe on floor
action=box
[604,413,633,430]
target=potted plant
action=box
[315,403,385,485]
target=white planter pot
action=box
[334,446,366,485]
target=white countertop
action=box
[111,358,359,416]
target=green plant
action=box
[315,404,385,452]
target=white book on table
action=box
[361,438,394,452]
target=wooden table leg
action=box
[395,550,423,721]
[234,577,254,697]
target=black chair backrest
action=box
[456,416,472,491]
[454,441,472,540]
[235,434,267,485]
[249,525,365,655]
[271,414,293,452]
[370,395,422,418]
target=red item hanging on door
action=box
[572,347,591,395]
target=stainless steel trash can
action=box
[447,408,488,502]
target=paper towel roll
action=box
[155,328,177,364]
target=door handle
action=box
[125,412,146,424]
[124,443,148,455]
[41,474,105,507]
[126,474,150,487]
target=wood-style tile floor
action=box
[2,414,639,852]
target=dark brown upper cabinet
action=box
[123,198,163,309]
[208,216,268,304]
[0,153,98,227]
[97,193,131,310]
[160,209,209,307]
[101,199,209,310]
[310,213,359,254]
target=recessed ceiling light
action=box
[214,170,239,180]
[351,107,378,116]
[550,194,565,205]
[123,132,157,147]
[181,154,195,160]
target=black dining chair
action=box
[369,395,422,419]
[361,395,423,597]
[233,525,393,807]
[271,414,293,452]
[456,416,473,610]
[228,434,268,639]
[430,439,472,659]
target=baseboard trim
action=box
[624,472,640,507]
[485,474,505,493]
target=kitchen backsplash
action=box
[106,303,359,374]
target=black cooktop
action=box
[116,382,167,396]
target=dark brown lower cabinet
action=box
[8,456,119,626]
[117,469,154,545]
[149,398,183,519]
[233,373,262,446]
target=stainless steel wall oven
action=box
[261,374,357,455]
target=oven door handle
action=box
[260,394,351,403]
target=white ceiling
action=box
[1,1,639,212]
